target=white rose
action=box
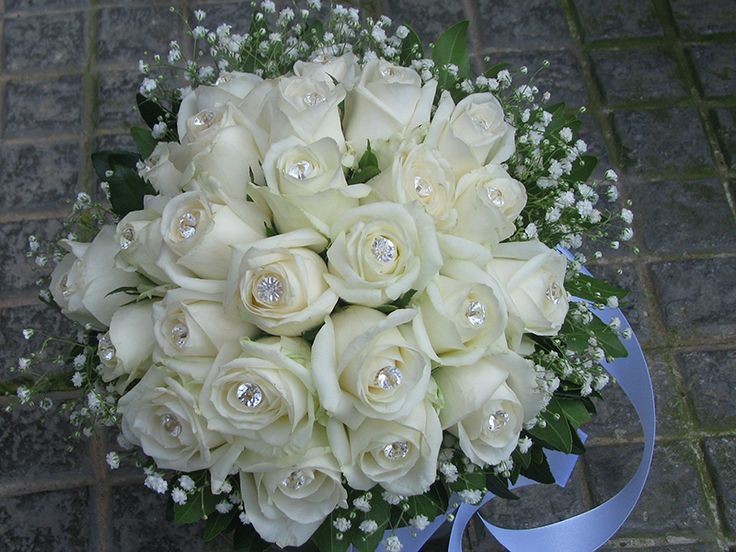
[117,365,227,472]
[179,108,266,198]
[250,136,369,235]
[426,91,515,177]
[344,59,437,157]
[488,241,569,335]
[451,164,527,246]
[226,230,338,336]
[294,48,360,89]
[158,191,268,285]
[139,141,193,196]
[312,306,431,429]
[177,73,263,142]
[327,400,442,496]
[97,301,155,386]
[50,226,141,329]
[238,428,347,548]
[114,196,170,284]
[262,76,346,151]
[368,143,457,230]
[435,353,534,465]
[200,337,315,455]
[412,260,509,367]
[152,288,257,358]
[325,202,442,307]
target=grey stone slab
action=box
[0,488,90,552]
[671,0,736,38]
[0,397,90,481]
[499,50,588,109]
[586,442,712,535]
[383,0,465,46]
[4,75,83,138]
[689,43,736,98]
[111,484,212,552]
[649,257,736,342]
[677,349,736,430]
[477,464,587,528]
[589,263,657,345]
[4,0,87,11]
[0,303,76,382]
[713,107,736,169]
[0,219,62,293]
[97,69,144,130]
[602,544,721,551]
[0,141,80,212]
[475,0,571,51]
[96,6,182,66]
[703,436,736,534]
[3,12,85,72]
[573,0,663,42]
[584,351,686,440]
[95,133,136,152]
[590,48,688,105]
[627,179,736,255]
[612,108,714,176]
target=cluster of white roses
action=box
[49,50,570,547]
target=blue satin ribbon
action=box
[377,259,655,552]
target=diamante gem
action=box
[286,159,314,180]
[383,441,409,460]
[380,67,397,78]
[470,114,491,132]
[485,186,505,207]
[281,470,306,490]
[162,413,182,437]
[413,176,433,198]
[215,74,232,85]
[546,282,563,304]
[303,92,326,107]
[374,366,403,390]
[98,333,116,363]
[119,225,135,250]
[371,236,397,263]
[192,109,217,128]
[171,322,188,348]
[236,383,264,408]
[464,300,487,327]
[178,211,199,240]
[487,410,510,432]
[255,274,284,304]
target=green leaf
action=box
[104,286,139,298]
[567,155,598,183]
[557,398,592,429]
[561,313,628,359]
[569,426,586,455]
[311,512,350,552]
[399,25,423,65]
[204,510,236,542]
[173,485,218,524]
[233,524,271,551]
[108,165,156,218]
[520,447,555,484]
[375,289,418,314]
[432,21,470,97]
[350,490,391,552]
[136,93,171,130]
[527,397,573,453]
[348,141,380,184]
[91,150,139,180]
[485,473,518,500]
[565,273,628,304]
[131,126,157,158]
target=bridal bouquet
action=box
[13,2,636,550]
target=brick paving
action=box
[0,0,735,550]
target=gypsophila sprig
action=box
[6,2,638,550]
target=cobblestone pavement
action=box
[1,0,735,551]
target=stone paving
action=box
[0,0,735,551]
